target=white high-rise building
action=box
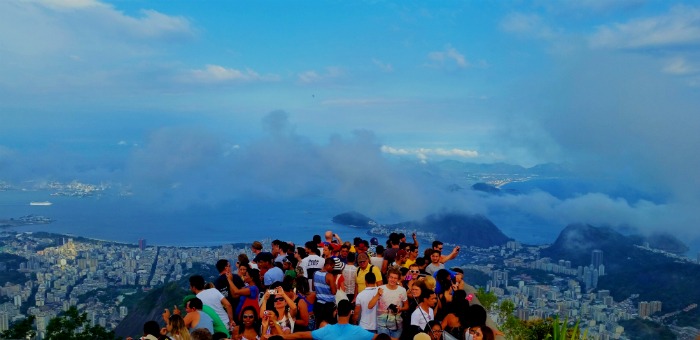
[0,312,9,332]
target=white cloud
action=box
[589,5,700,50]
[298,67,344,83]
[186,65,279,84]
[381,145,478,163]
[427,45,469,68]
[500,13,557,40]
[662,57,699,75]
[372,58,394,72]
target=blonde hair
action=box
[423,275,436,291]
[168,314,191,340]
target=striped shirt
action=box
[314,271,334,303]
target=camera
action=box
[267,289,276,295]
[388,304,398,313]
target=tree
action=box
[1,315,36,339]
[475,287,498,312]
[44,306,119,340]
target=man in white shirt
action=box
[410,289,437,331]
[300,241,324,290]
[353,272,380,332]
[189,275,235,331]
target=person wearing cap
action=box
[282,257,296,278]
[331,257,348,303]
[313,257,338,327]
[355,252,383,297]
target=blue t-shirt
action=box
[311,323,375,340]
[264,267,284,286]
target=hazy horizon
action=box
[2,1,699,250]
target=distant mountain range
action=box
[333,211,512,248]
[541,223,700,311]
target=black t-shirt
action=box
[214,273,244,309]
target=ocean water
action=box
[0,190,369,247]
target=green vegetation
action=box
[463,269,489,287]
[619,318,675,340]
[45,306,119,340]
[476,287,498,312]
[1,315,36,340]
[0,253,30,285]
[668,306,700,328]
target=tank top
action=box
[191,310,214,334]
[313,271,334,303]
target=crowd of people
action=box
[132,231,499,340]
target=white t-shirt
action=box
[301,254,324,277]
[355,286,379,331]
[196,288,229,324]
[342,264,357,294]
[376,285,407,329]
[410,306,434,331]
[370,256,383,270]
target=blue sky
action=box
[1,1,700,244]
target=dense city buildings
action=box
[0,230,698,339]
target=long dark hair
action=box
[247,268,262,290]
[239,306,261,337]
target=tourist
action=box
[300,242,324,284]
[356,252,384,298]
[250,241,263,270]
[293,275,315,331]
[181,296,228,336]
[313,258,338,326]
[189,275,235,331]
[376,267,408,338]
[214,259,243,316]
[431,241,460,264]
[467,325,494,340]
[354,272,380,333]
[162,314,191,340]
[342,252,358,302]
[191,328,212,340]
[410,289,437,331]
[230,266,261,320]
[403,245,419,269]
[232,306,261,340]
[279,300,386,340]
[381,236,401,275]
[424,250,444,276]
[440,290,470,340]
[261,284,296,334]
[255,252,284,288]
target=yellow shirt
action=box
[355,265,383,294]
[403,258,416,268]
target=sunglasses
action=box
[274,297,285,302]
[242,314,255,319]
[409,270,420,274]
